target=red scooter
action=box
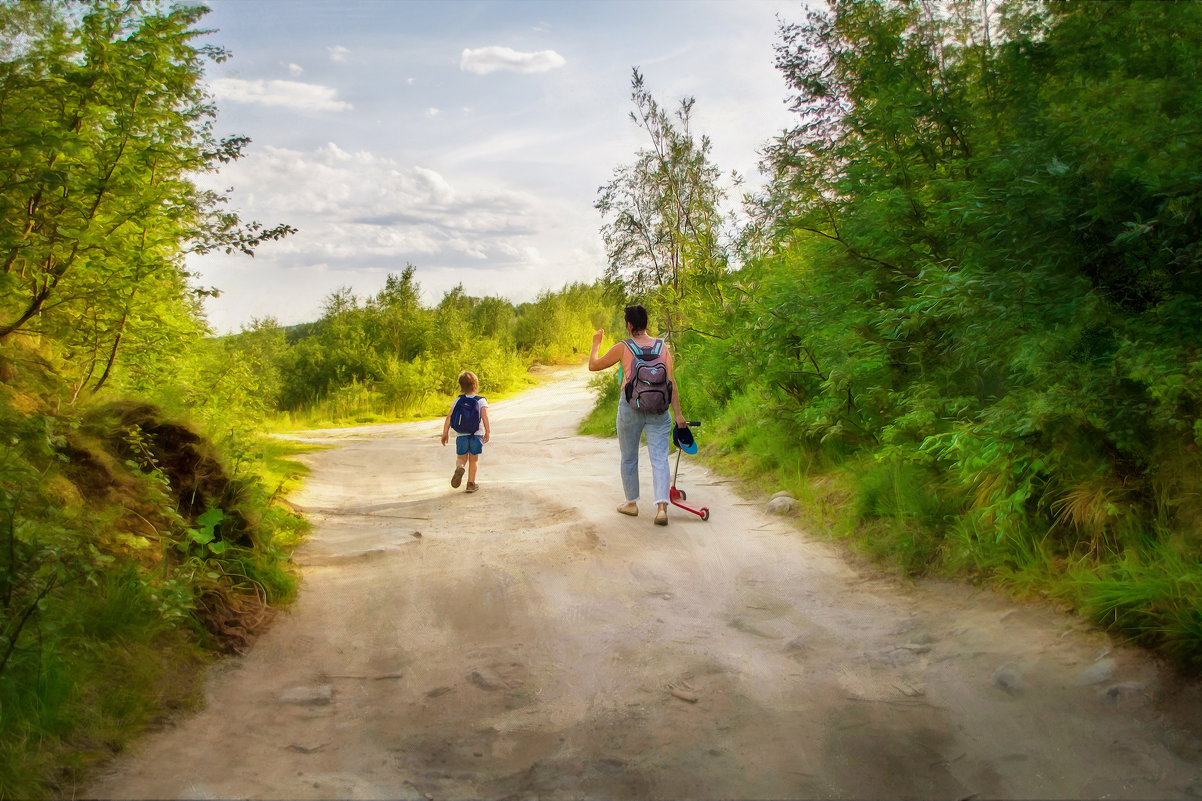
[670,421,710,521]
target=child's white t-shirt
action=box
[453,394,487,436]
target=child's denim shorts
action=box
[456,434,483,456]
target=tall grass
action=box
[840,458,962,574]
[267,354,544,432]
[1067,545,1202,672]
[0,566,209,798]
[266,380,452,430]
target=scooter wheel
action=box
[679,490,687,501]
[701,508,710,521]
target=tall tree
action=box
[595,68,732,336]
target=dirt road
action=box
[88,366,1202,799]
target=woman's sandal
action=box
[617,502,638,516]
[466,482,479,493]
[654,507,668,526]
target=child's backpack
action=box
[450,395,481,434]
[623,339,672,414]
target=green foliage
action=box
[0,372,302,797]
[0,2,311,793]
[515,283,611,364]
[0,560,207,799]
[578,369,620,438]
[184,507,227,555]
[748,0,1202,533]
[225,271,612,429]
[843,458,963,574]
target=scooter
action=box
[670,421,710,521]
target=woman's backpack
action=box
[623,339,672,414]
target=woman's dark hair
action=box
[624,305,649,333]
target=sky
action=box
[192,0,809,333]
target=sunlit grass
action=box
[266,367,560,432]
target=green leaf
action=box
[186,527,214,545]
[196,507,224,528]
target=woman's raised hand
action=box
[592,329,604,350]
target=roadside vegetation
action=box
[592,0,1202,672]
[239,271,615,430]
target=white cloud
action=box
[198,145,556,273]
[321,142,352,161]
[425,107,440,118]
[287,62,303,76]
[411,166,455,203]
[328,45,349,63]
[459,46,566,75]
[209,78,353,112]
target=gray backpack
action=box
[624,338,672,414]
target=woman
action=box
[588,305,687,525]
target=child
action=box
[441,370,490,493]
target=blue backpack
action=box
[450,395,481,434]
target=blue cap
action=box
[673,425,697,454]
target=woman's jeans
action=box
[616,401,672,505]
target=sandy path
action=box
[87,366,1202,800]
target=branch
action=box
[801,346,827,381]
[675,326,723,340]
[791,224,909,275]
[0,574,59,677]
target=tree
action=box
[595,68,733,336]
[366,265,429,362]
[0,0,292,388]
[747,0,1202,546]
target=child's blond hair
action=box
[458,370,479,394]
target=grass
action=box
[578,369,620,437]
[264,387,454,431]
[1065,545,1202,673]
[0,567,210,799]
[836,458,964,574]
[265,365,566,432]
